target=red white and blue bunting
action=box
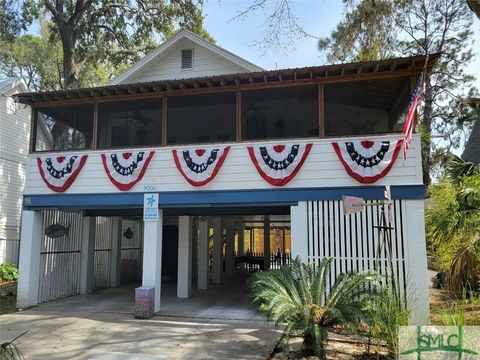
[248,143,313,186]
[332,139,403,184]
[101,151,154,191]
[37,154,88,192]
[172,146,230,187]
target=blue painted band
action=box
[23,185,424,210]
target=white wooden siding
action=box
[0,84,30,264]
[130,38,247,83]
[25,134,422,195]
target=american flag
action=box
[402,74,423,160]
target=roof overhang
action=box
[13,53,439,106]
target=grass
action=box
[430,288,480,325]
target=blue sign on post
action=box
[143,193,159,221]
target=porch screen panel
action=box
[35,104,94,151]
[241,85,318,140]
[38,210,82,303]
[167,92,236,145]
[97,98,162,148]
[120,219,143,284]
[305,200,407,302]
[324,76,410,136]
[93,217,113,290]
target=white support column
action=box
[291,202,308,262]
[80,216,96,295]
[142,210,163,312]
[17,210,43,309]
[212,217,223,284]
[263,216,270,270]
[109,217,122,288]
[177,216,192,298]
[197,217,209,290]
[192,217,198,282]
[404,200,429,324]
[224,218,235,278]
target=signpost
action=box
[143,193,159,222]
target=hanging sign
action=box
[143,193,159,221]
[247,143,313,186]
[332,139,403,184]
[101,151,154,191]
[37,154,88,192]
[172,146,230,187]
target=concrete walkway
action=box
[0,279,283,359]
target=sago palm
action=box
[248,256,379,358]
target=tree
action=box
[426,156,480,296]
[318,0,478,184]
[1,0,212,89]
[248,256,379,358]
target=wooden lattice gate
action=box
[93,217,113,290]
[120,219,143,284]
[38,210,83,303]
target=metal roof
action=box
[12,53,439,105]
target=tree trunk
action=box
[62,38,78,89]
[421,78,433,186]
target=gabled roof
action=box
[462,99,480,164]
[111,29,263,85]
[0,77,28,94]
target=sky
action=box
[201,0,480,86]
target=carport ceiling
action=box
[86,206,290,217]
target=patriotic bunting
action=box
[172,146,230,187]
[332,139,403,184]
[37,154,88,192]
[101,151,154,191]
[248,143,312,186]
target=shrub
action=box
[0,264,18,283]
[248,256,380,359]
[367,286,410,358]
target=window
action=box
[167,92,236,145]
[324,77,411,136]
[181,49,193,70]
[241,85,319,140]
[97,98,162,149]
[34,104,94,151]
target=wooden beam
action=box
[220,79,226,87]
[179,82,186,90]
[263,74,268,83]
[374,63,380,72]
[356,65,362,75]
[278,74,283,82]
[92,102,98,149]
[162,96,167,146]
[340,67,345,76]
[324,70,328,78]
[206,80,213,88]
[319,83,325,138]
[249,76,254,84]
[235,78,240,86]
[236,89,241,142]
[193,81,200,89]
[294,72,297,81]
[390,61,397,71]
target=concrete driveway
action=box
[0,282,283,359]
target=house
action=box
[0,77,30,265]
[13,29,437,322]
[462,98,480,164]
